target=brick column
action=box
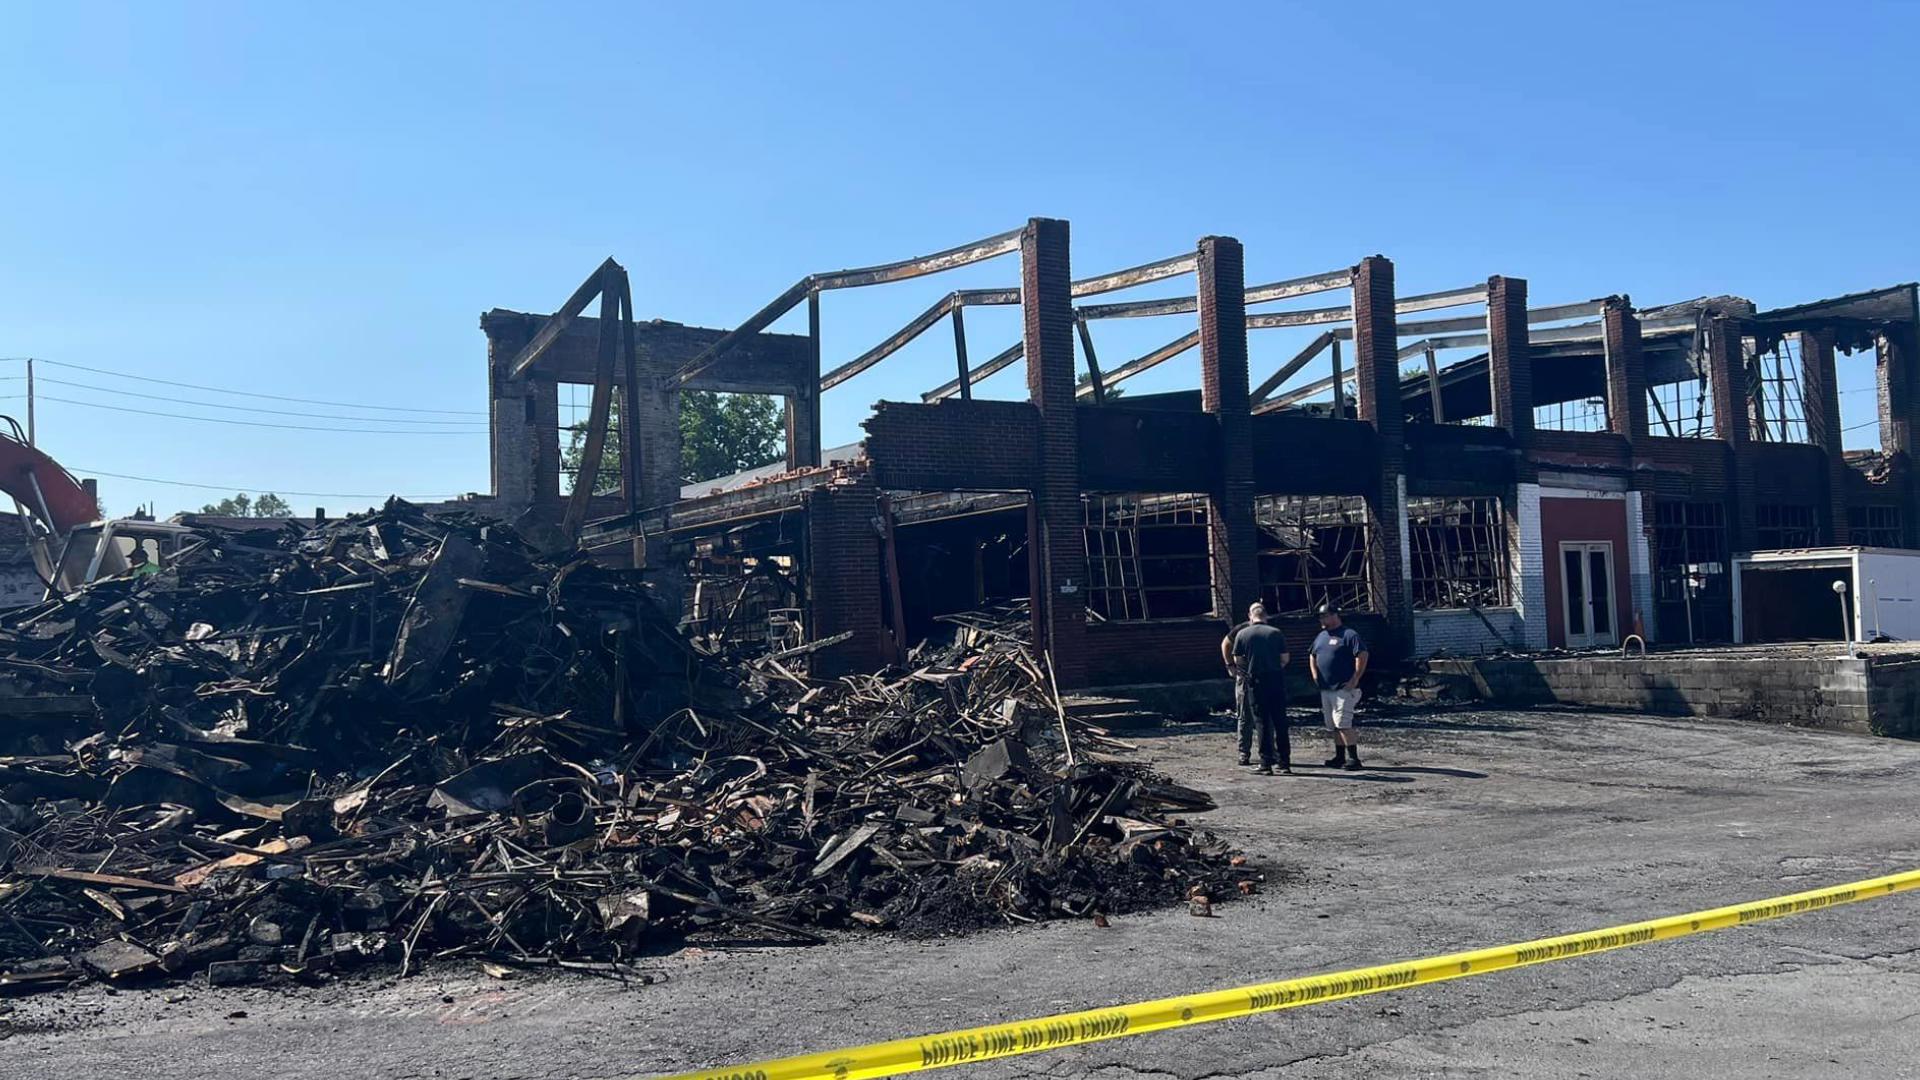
[1876,326,1920,546]
[1602,296,1648,441]
[634,362,684,606]
[1352,255,1409,648]
[1022,218,1088,687]
[804,474,887,677]
[1488,276,1533,443]
[532,379,562,506]
[1708,316,1752,446]
[1603,297,1655,637]
[1800,329,1850,544]
[1198,236,1258,622]
[1707,316,1757,552]
[1878,327,1916,463]
[483,316,539,514]
[786,292,823,470]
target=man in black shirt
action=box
[1231,602,1292,775]
[1308,604,1368,770]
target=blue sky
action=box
[2,2,1917,516]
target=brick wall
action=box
[864,398,1039,491]
[1405,424,1516,492]
[1078,407,1220,492]
[1083,619,1227,684]
[1252,415,1376,494]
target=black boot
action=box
[1324,744,1347,769]
[1343,749,1362,771]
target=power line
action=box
[68,465,466,500]
[23,358,485,416]
[34,376,488,426]
[35,394,488,434]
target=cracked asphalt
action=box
[4,706,1918,1079]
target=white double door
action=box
[1560,541,1618,649]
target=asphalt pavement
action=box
[6,706,1918,1079]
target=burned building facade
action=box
[478,220,1920,688]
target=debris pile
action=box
[0,502,1237,993]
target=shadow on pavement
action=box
[1361,765,1489,779]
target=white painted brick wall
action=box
[1396,475,1411,587]
[1626,493,1655,641]
[1512,482,1550,648]
[1413,607,1525,655]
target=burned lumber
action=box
[0,500,1238,995]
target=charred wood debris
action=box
[0,502,1241,994]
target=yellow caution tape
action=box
[654,867,1920,1080]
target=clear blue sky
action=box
[3,2,1916,516]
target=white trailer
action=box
[1732,546,1920,644]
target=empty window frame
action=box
[1755,503,1819,550]
[1745,335,1809,444]
[1407,496,1510,610]
[1849,505,1903,548]
[557,381,622,497]
[1653,500,1729,605]
[1647,372,1715,438]
[1255,494,1374,615]
[1534,397,1609,433]
[1083,493,1213,621]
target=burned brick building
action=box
[476,220,1920,688]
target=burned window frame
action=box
[1082,493,1214,623]
[556,380,623,498]
[1744,334,1810,445]
[1848,504,1903,548]
[1406,495,1511,611]
[1533,396,1609,433]
[1254,494,1375,616]
[1754,503,1819,550]
[1654,500,1729,605]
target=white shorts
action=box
[1319,687,1361,730]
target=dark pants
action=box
[1241,676,1290,767]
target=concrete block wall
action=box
[1867,657,1920,738]
[1431,655,1886,734]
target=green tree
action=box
[198,492,294,518]
[562,392,784,493]
[680,391,783,483]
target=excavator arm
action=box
[0,417,98,534]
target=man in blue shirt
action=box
[1308,604,1368,770]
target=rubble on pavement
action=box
[0,501,1237,994]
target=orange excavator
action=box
[2,415,197,596]
[0,415,95,538]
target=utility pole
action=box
[24,357,34,447]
